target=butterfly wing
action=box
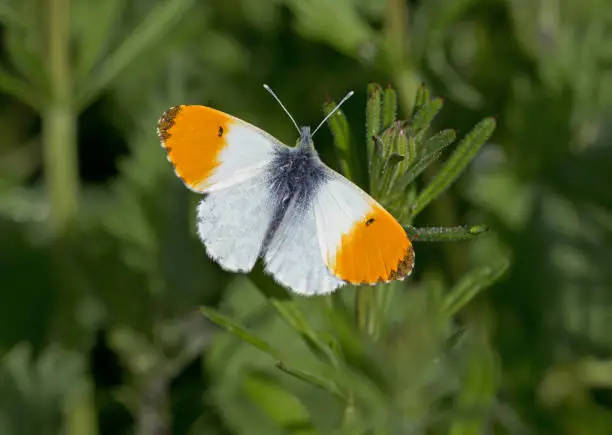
[158,105,283,272]
[313,171,414,285]
[157,105,282,192]
[262,194,346,295]
[262,167,413,295]
[196,173,277,272]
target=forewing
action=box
[157,105,284,192]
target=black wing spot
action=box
[218,126,224,137]
[366,218,375,226]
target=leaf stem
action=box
[44,0,78,235]
[405,224,489,242]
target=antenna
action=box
[263,84,300,133]
[312,90,355,136]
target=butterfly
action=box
[156,85,414,296]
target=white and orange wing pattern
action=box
[157,105,281,273]
[157,105,281,192]
[314,171,414,286]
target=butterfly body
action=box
[158,102,414,296]
[263,127,328,244]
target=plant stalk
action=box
[44,0,78,235]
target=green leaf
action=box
[382,85,398,129]
[0,67,44,109]
[366,83,383,172]
[0,3,25,27]
[370,135,385,196]
[393,129,457,192]
[375,122,410,195]
[412,97,443,135]
[424,128,459,154]
[323,99,352,179]
[200,306,282,360]
[449,331,498,435]
[323,302,390,394]
[442,259,510,318]
[411,117,496,217]
[414,83,430,109]
[379,121,405,159]
[73,0,125,84]
[76,0,194,109]
[3,4,46,92]
[405,95,444,169]
[270,300,338,365]
[243,371,315,432]
[404,224,489,242]
[276,362,348,400]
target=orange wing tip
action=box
[156,105,233,191]
[329,204,415,285]
[342,244,415,286]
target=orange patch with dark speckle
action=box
[330,204,414,284]
[157,105,232,190]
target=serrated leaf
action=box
[412,118,496,217]
[442,259,510,318]
[200,306,282,360]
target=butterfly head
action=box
[298,126,314,151]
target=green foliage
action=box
[1,0,612,434]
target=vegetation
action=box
[1,0,611,434]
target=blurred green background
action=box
[1,0,612,434]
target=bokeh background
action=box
[1,0,612,434]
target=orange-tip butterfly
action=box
[157,85,414,295]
